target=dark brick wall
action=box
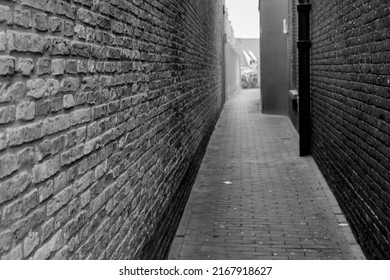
[288,0,298,91]
[310,0,390,259]
[287,0,299,130]
[0,0,224,259]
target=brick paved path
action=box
[168,89,365,260]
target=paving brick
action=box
[169,90,365,260]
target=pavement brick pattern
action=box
[168,89,365,260]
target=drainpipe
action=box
[297,0,311,156]
[222,3,226,106]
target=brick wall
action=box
[0,0,224,259]
[287,0,298,91]
[310,0,390,259]
[287,0,299,130]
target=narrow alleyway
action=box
[168,89,365,260]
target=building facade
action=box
[288,0,390,259]
[0,0,225,259]
[259,0,289,115]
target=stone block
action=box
[14,9,31,28]
[11,206,45,242]
[44,114,71,135]
[0,56,15,76]
[27,78,60,99]
[17,147,35,168]
[41,218,54,242]
[70,108,91,125]
[47,187,72,216]
[60,144,83,166]
[16,58,34,76]
[6,121,44,147]
[0,5,12,24]
[32,156,60,183]
[1,244,22,260]
[48,17,62,32]
[33,230,62,259]
[0,154,18,179]
[52,59,65,76]
[60,77,80,92]
[37,58,51,75]
[0,230,12,253]
[16,101,35,121]
[0,104,15,124]
[0,172,31,204]
[23,231,40,257]
[34,13,48,31]
[38,180,54,202]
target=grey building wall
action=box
[259,0,288,115]
[225,43,241,99]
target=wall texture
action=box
[287,0,298,130]
[224,42,240,99]
[0,0,224,259]
[259,0,288,115]
[310,0,390,259]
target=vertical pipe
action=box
[222,3,226,106]
[297,0,311,156]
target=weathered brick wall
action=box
[0,0,224,259]
[288,0,298,91]
[310,0,390,259]
[287,0,299,130]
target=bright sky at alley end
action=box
[225,0,260,38]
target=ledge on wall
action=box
[289,89,299,111]
[289,89,299,100]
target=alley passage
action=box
[168,89,365,260]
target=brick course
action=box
[0,0,224,259]
[309,0,390,259]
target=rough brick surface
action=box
[0,0,224,259]
[287,0,299,130]
[310,0,390,259]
